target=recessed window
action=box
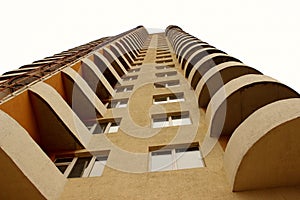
[155,71,177,78]
[88,118,121,134]
[156,59,173,64]
[149,144,205,172]
[123,75,138,81]
[155,65,174,70]
[128,68,140,73]
[152,112,191,128]
[153,93,184,104]
[108,98,128,108]
[115,85,133,93]
[54,151,109,178]
[154,80,180,88]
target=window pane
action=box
[57,165,69,173]
[89,156,108,177]
[153,117,169,128]
[151,151,173,171]
[118,102,127,108]
[92,123,107,134]
[175,149,204,169]
[68,157,92,178]
[172,116,191,126]
[108,123,120,133]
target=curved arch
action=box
[206,74,299,138]
[224,98,300,191]
[184,49,222,77]
[180,43,209,67]
[174,35,195,52]
[62,67,107,118]
[172,34,188,49]
[0,110,66,199]
[175,37,198,55]
[29,81,92,147]
[110,43,132,69]
[102,47,127,76]
[178,41,205,63]
[195,62,261,108]
[79,58,114,100]
[189,54,241,88]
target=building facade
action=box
[0,25,299,199]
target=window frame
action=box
[151,112,191,128]
[108,98,129,108]
[87,118,121,134]
[153,93,184,104]
[149,143,205,172]
[115,85,134,93]
[54,151,110,178]
[154,80,180,88]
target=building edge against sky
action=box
[0,26,299,199]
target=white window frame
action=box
[152,112,191,128]
[123,75,138,81]
[149,145,205,172]
[115,85,133,93]
[154,80,180,88]
[153,93,184,105]
[54,152,109,178]
[88,119,121,134]
[155,71,177,78]
[109,99,128,108]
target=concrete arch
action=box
[175,37,198,55]
[174,35,194,52]
[109,43,131,70]
[123,36,139,57]
[80,58,114,100]
[172,33,187,49]
[102,47,127,76]
[180,43,210,67]
[205,74,299,137]
[62,67,107,120]
[119,39,137,62]
[0,110,66,200]
[188,54,241,87]
[195,62,261,108]
[224,98,300,191]
[94,52,122,83]
[183,48,219,76]
[29,81,91,147]
[114,41,135,65]
[177,41,205,63]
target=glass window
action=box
[54,152,109,178]
[152,112,191,128]
[150,145,204,172]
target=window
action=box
[149,144,205,172]
[128,68,140,73]
[54,152,109,178]
[155,71,177,78]
[88,118,121,134]
[123,75,138,81]
[108,98,128,108]
[153,93,184,104]
[152,112,191,128]
[155,65,174,70]
[154,80,180,88]
[115,85,133,93]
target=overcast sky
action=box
[0,0,299,92]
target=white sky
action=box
[0,0,299,93]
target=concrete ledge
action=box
[195,62,261,108]
[206,74,299,137]
[224,98,300,191]
[0,110,66,199]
